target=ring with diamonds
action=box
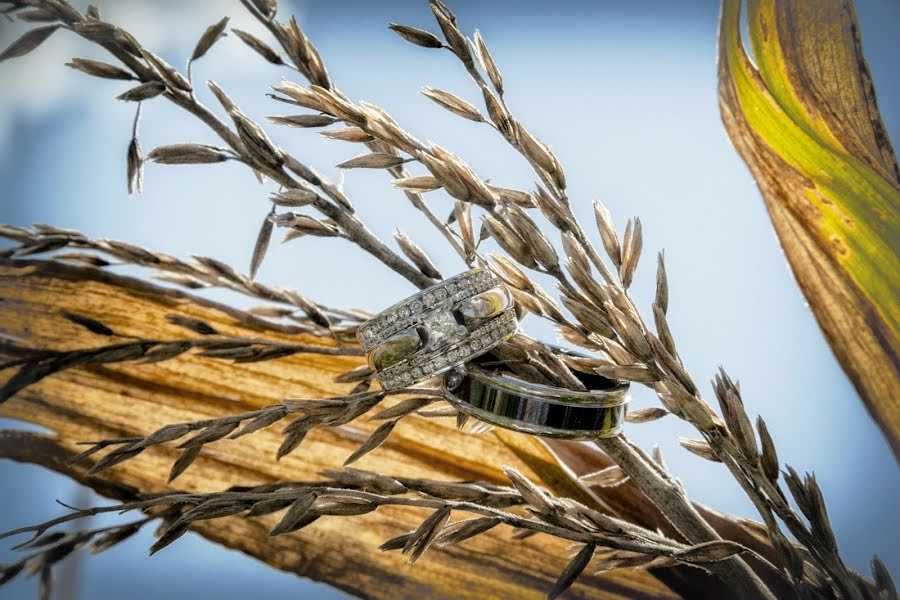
[442,350,630,439]
[358,268,518,391]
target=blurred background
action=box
[1,0,898,598]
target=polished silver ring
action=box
[358,269,518,391]
[442,355,630,439]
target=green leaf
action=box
[718,0,900,456]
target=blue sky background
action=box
[0,1,898,598]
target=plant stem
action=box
[595,435,776,600]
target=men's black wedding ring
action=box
[442,356,630,439]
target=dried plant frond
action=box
[388,23,443,49]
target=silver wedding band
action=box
[358,268,518,390]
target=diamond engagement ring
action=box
[442,349,630,439]
[358,268,518,391]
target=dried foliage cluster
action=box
[0,1,894,599]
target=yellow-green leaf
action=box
[718,0,900,455]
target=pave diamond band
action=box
[442,349,630,439]
[358,268,499,351]
[376,309,517,391]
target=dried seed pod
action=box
[716,384,758,460]
[233,29,283,65]
[562,231,590,275]
[524,188,561,228]
[506,206,558,271]
[481,83,515,142]
[149,521,190,555]
[473,30,503,95]
[231,109,284,169]
[580,466,628,487]
[266,114,338,128]
[168,445,202,482]
[394,230,442,280]
[417,150,469,201]
[649,334,696,394]
[392,175,441,193]
[177,421,239,448]
[16,8,59,23]
[343,420,397,466]
[337,152,406,169]
[140,49,191,92]
[320,127,374,143]
[871,556,895,597]
[117,81,166,102]
[191,16,229,61]
[430,4,472,69]
[652,304,678,358]
[66,58,134,80]
[388,23,444,49]
[483,215,537,269]
[248,0,277,18]
[503,467,554,514]
[435,517,501,548]
[619,218,642,288]
[276,429,308,460]
[422,87,483,121]
[560,295,613,338]
[207,80,238,113]
[593,200,621,266]
[673,541,745,564]
[126,137,143,194]
[679,438,721,462]
[271,188,318,207]
[594,362,659,384]
[606,302,651,360]
[488,186,535,207]
[147,143,229,165]
[249,210,274,279]
[517,126,556,175]
[556,324,600,351]
[0,26,58,62]
[489,253,531,291]
[370,397,433,421]
[90,523,142,554]
[268,493,317,537]
[756,416,780,481]
[403,505,451,564]
[549,543,595,600]
[655,251,669,314]
[625,407,669,424]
